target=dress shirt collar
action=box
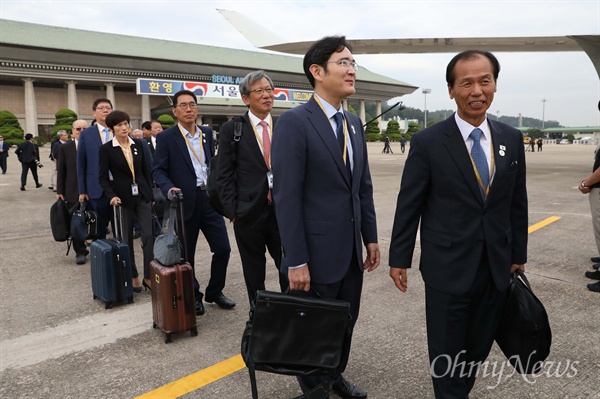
[111,136,135,147]
[315,93,344,120]
[178,123,200,138]
[248,110,272,128]
[454,113,491,143]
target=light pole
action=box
[422,89,431,127]
[541,99,547,129]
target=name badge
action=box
[131,183,139,196]
[267,171,273,189]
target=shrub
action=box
[365,120,380,135]
[385,119,401,135]
[0,110,25,145]
[366,133,383,142]
[51,108,78,140]
[157,114,175,129]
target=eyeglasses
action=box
[326,59,359,71]
[94,106,112,111]
[176,102,197,110]
[249,87,274,96]
[74,127,84,131]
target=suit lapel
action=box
[173,126,196,174]
[442,118,484,204]
[242,113,268,169]
[344,111,362,185]
[306,98,351,186]
[486,120,507,202]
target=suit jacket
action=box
[152,124,214,221]
[15,140,39,164]
[0,141,10,158]
[271,97,378,285]
[77,125,106,199]
[56,140,79,203]
[145,137,155,156]
[216,113,275,221]
[99,138,153,208]
[389,115,528,295]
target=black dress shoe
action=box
[205,293,235,309]
[35,183,43,188]
[332,375,367,399]
[20,186,25,191]
[593,263,600,271]
[584,270,600,280]
[588,281,600,292]
[591,257,600,263]
[195,299,205,316]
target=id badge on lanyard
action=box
[131,183,139,196]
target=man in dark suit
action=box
[57,119,89,264]
[271,36,380,399]
[15,133,43,190]
[77,98,113,239]
[216,70,288,304]
[0,134,11,174]
[153,89,234,316]
[389,50,528,398]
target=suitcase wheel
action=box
[164,333,172,344]
[93,294,97,300]
[128,297,134,304]
[190,326,198,337]
[152,322,157,329]
[105,301,113,310]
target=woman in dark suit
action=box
[99,110,154,292]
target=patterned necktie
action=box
[258,121,272,203]
[103,128,110,144]
[469,128,489,199]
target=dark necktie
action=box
[258,121,272,202]
[333,112,345,153]
[469,128,489,199]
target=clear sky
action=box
[1,0,598,127]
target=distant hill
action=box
[358,103,561,129]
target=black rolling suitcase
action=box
[90,205,134,309]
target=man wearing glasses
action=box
[271,36,380,399]
[58,119,89,264]
[153,90,234,316]
[77,98,114,239]
[216,70,288,305]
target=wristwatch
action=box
[581,180,588,189]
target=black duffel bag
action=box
[495,270,552,374]
[70,201,99,242]
[241,289,352,399]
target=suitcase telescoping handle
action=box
[167,190,189,262]
[112,203,125,242]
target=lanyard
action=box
[468,130,495,198]
[118,141,136,183]
[314,96,348,165]
[250,115,273,169]
[179,124,206,181]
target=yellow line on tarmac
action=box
[528,216,561,234]
[137,215,562,398]
[135,354,246,399]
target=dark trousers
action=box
[425,255,508,399]
[0,155,7,173]
[179,189,230,300]
[117,198,153,280]
[233,204,288,304]
[20,161,39,187]
[297,250,363,394]
[89,195,112,240]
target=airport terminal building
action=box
[0,19,418,137]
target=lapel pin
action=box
[499,145,506,151]
[351,125,356,135]
[499,150,505,157]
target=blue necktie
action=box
[103,128,110,143]
[333,112,345,153]
[469,128,489,199]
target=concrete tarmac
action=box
[0,142,599,399]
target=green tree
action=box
[51,108,78,140]
[0,110,25,145]
[157,114,175,129]
[385,119,400,135]
[404,121,421,141]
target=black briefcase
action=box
[241,289,352,399]
[495,270,552,374]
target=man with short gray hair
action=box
[216,70,288,304]
[49,130,68,192]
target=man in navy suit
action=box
[153,89,234,316]
[389,50,528,398]
[271,36,380,399]
[0,134,11,174]
[77,98,114,239]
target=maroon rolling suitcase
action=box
[150,193,197,343]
